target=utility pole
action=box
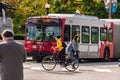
[108,0,112,19]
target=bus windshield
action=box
[26,24,62,41]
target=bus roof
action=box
[48,14,99,21]
[29,16,65,20]
[100,19,120,24]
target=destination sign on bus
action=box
[28,18,61,25]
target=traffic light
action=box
[112,1,117,13]
[104,0,117,14]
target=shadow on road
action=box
[42,70,81,75]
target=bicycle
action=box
[42,47,79,72]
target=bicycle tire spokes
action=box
[42,56,56,71]
[65,57,79,72]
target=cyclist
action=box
[42,34,79,71]
[55,34,66,66]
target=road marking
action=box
[94,68,112,72]
[61,68,67,71]
[27,66,112,73]
[30,67,44,70]
[61,68,79,71]
[30,67,80,72]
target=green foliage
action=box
[0,34,25,40]
[14,34,25,40]
[2,0,120,34]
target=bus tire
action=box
[104,49,110,61]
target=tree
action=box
[3,0,48,33]
[1,0,120,34]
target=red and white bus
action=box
[23,14,120,62]
[100,19,120,60]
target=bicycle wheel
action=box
[65,57,79,72]
[42,55,56,71]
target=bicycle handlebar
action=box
[51,46,59,54]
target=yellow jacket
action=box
[56,38,63,51]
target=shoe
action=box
[72,65,75,69]
[64,63,67,67]
[72,63,76,69]
[63,62,67,67]
[60,61,67,67]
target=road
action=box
[23,60,120,80]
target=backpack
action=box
[62,41,67,48]
[67,42,73,52]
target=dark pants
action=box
[71,50,79,60]
[58,48,65,63]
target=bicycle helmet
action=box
[56,34,61,38]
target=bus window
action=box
[64,25,70,41]
[72,25,80,42]
[100,28,107,41]
[45,26,61,42]
[82,26,90,43]
[26,25,44,41]
[108,28,113,42]
[91,27,99,43]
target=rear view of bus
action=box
[24,16,65,62]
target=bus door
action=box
[64,25,71,45]
[88,27,99,58]
[64,25,81,55]
[80,26,90,58]
[80,26,99,58]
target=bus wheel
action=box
[104,49,110,61]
